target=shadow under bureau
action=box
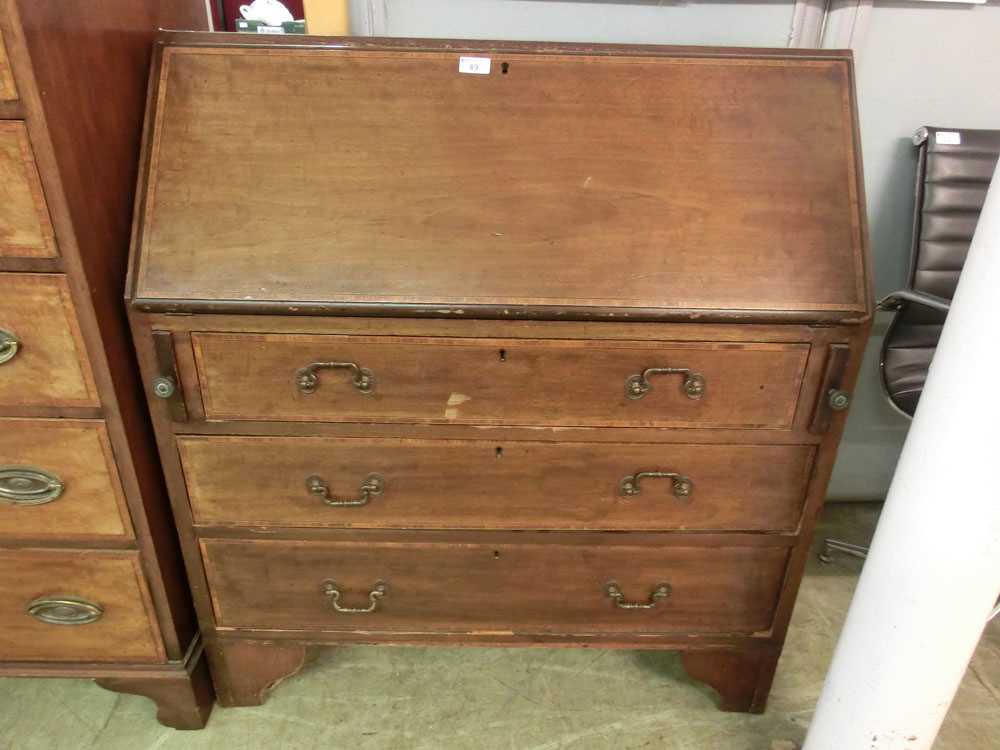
[127,33,872,713]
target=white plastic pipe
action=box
[803,162,1000,750]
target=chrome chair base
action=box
[818,539,869,564]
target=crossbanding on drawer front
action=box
[0,31,16,102]
[180,436,816,532]
[0,550,163,662]
[0,122,57,257]
[0,419,133,539]
[192,334,809,429]
[0,274,98,407]
[202,538,789,635]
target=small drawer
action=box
[180,436,815,532]
[0,549,163,662]
[192,333,809,429]
[0,122,57,258]
[202,537,788,636]
[0,419,133,539]
[0,273,98,407]
[0,30,16,102]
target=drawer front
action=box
[0,419,133,539]
[0,122,57,258]
[192,333,809,429]
[0,274,98,407]
[0,31,16,101]
[0,550,163,662]
[203,538,788,635]
[180,436,815,532]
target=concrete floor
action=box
[2,503,999,750]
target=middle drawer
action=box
[179,436,815,532]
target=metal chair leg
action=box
[818,539,869,564]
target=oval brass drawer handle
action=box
[306,473,384,507]
[296,361,375,395]
[0,466,65,506]
[606,582,671,610]
[27,596,104,625]
[0,328,20,365]
[626,366,705,400]
[322,579,388,614]
[619,470,693,500]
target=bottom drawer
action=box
[0,550,163,662]
[203,538,789,636]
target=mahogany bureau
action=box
[127,33,873,713]
[0,1,212,729]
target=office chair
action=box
[820,126,1000,572]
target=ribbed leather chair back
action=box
[912,127,1000,300]
[881,126,1000,417]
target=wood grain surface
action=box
[134,45,866,318]
[0,548,163,662]
[0,122,55,257]
[202,537,788,635]
[0,419,133,539]
[0,273,98,406]
[179,435,815,532]
[192,333,810,429]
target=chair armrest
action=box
[877,289,952,313]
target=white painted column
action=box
[803,163,1000,750]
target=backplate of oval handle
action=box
[626,367,705,400]
[0,466,64,506]
[619,471,693,500]
[26,596,104,625]
[0,328,21,365]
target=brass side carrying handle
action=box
[0,466,64,506]
[307,473,384,507]
[322,579,388,614]
[296,361,375,395]
[619,471,693,500]
[0,328,20,365]
[626,367,705,400]
[605,582,671,610]
[27,596,104,625]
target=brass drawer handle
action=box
[306,473,384,507]
[619,470,693,500]
[0,328,20,365]
[26,596,104,625]
[626,367,705,400]
[296,361,375,395]
[606,582,671,610]
[0,466,65,506]
[322,579,388,614]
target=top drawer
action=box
[192,333,809,429]
[0,122,57,258]
[0,30,16,101]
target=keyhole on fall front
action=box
[498,349,507,362]
[495,446,504,459]
[501,62,510,74]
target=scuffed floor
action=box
[2,503,998,750]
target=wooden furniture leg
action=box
[95,651,214,730]
[205,640,310,707]
[680,647,780,714]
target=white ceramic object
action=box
[239,0,294,26]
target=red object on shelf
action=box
[221,0,305,31]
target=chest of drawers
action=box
[0,1,212,729]
[127,33,872,713]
